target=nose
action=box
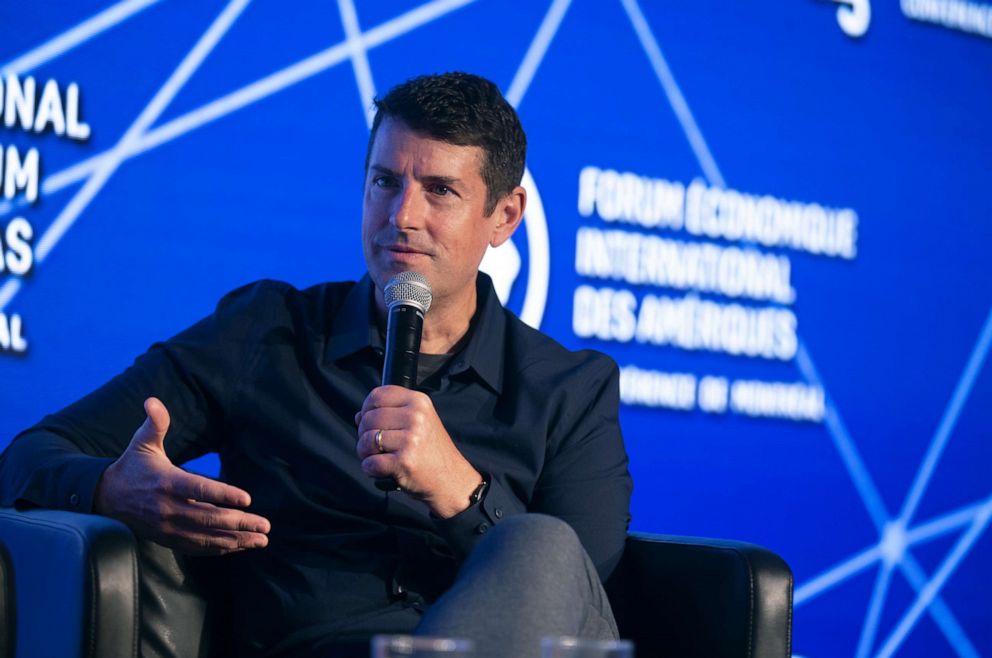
[390,186,424,231]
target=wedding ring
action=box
[375,429,384,453]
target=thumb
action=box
[129,397,171,455]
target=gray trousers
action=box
[415,514,619,658]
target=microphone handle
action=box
[375,304,424,492]
[382,305,423,387]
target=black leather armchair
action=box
[0,508,792,658]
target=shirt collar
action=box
[449,271,505,394]
[324,272,506,394]
[326,274,382,363]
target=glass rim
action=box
[372,634,475,651]
[540,636,634,649]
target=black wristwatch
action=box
[468,473,490,506]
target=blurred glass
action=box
[540,636,634,658]
[371,634,474,657]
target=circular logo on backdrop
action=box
[827,0,871,37]
[479,167,549,329]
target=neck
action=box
[420,284,477,354]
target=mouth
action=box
[382,244,431,257]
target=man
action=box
[0,72,632,657]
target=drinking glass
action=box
[371,634,474,657]
[540,636,634,658]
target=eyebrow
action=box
[369,165,462,187]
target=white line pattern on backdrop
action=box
[0,0,162,76]
[338,0,378,129]
[618,1,988,656]
[505,0,572,109]
[33,0,252,264]
[0,0,478,313]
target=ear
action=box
[489,186,527,248]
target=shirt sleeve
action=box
[530,355,633,583]
[431,474,522,561]
[0,281,279,511]
[433,353,632,579]
[0,430,114,513]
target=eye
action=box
[429,184,451,196]
[372,175,396,189]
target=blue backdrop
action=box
[1,1,990,656]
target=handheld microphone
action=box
[382,271,433,388]
[375,271,433,492]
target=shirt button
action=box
[476,522,489,534]
[69,493,80,507]
[494,507,503,519]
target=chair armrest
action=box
[606,532,793,658]
[0,508,139,658]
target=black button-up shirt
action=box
[0,272,632,654]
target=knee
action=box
[484,514,587,577]
[495,513,580,547]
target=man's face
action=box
[362,118,515,309]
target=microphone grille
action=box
[384,271,433,314]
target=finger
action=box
[167,470,252,508]
[170,499,271,534]
[361,453,400,480]
[356,428,396,461]
[360,385,420,415]
[356,407,411,440]
[169,527,269,557]
[129,397,171,454]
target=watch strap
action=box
[468,473,490,505]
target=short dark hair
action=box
[365,72,527,215]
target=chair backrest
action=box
[606,533,793,658]
[1,543,14,658]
